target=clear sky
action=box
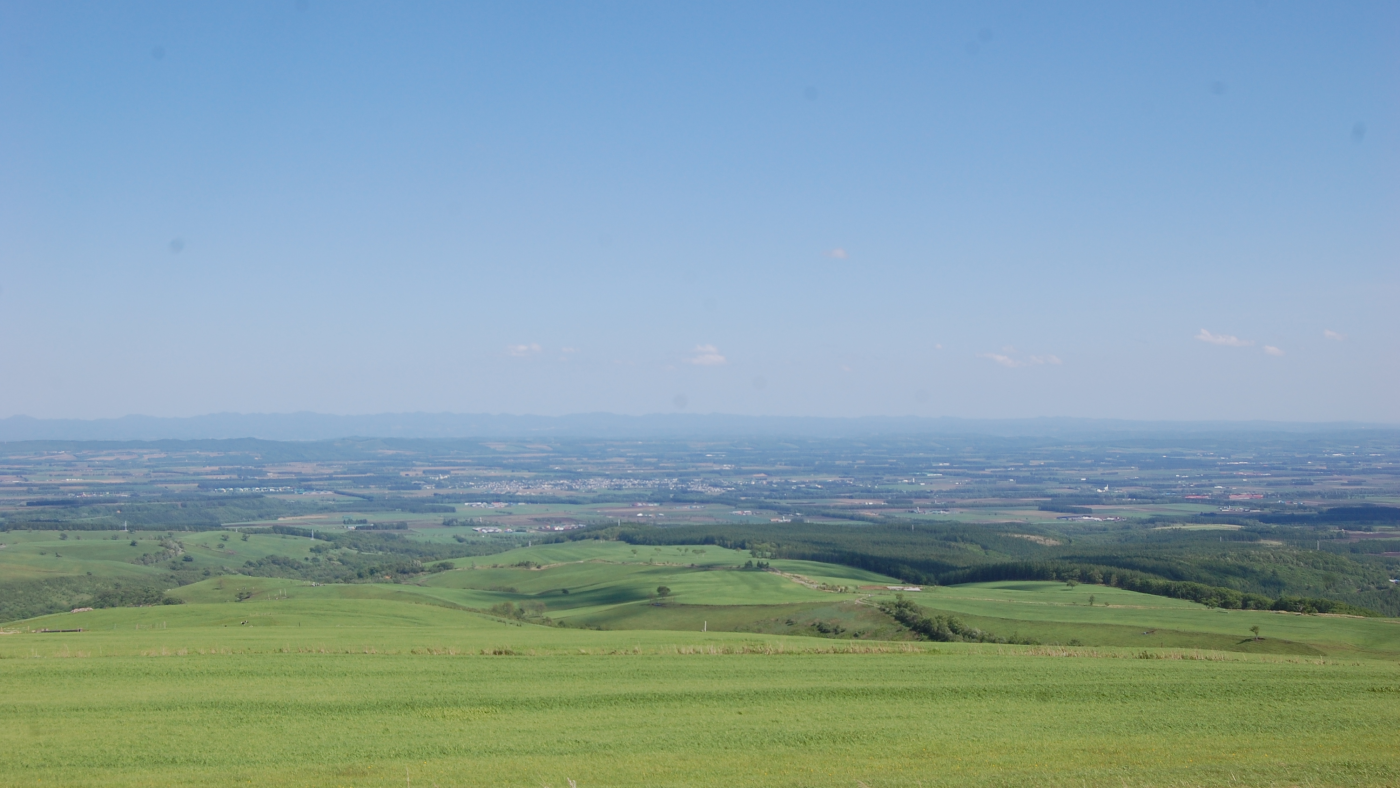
[2,1,1396,422]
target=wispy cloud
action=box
[982,353,1020,368]
[980,347,1062,368]
[1195,329,1253,347]
[1323,329,1346,341]
[826,248,848,260]
[687,344,727,366]
[506,343,542,357]
[561,346,580,353]
[1263,345,1285,357]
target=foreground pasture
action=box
[3,599,1398,788]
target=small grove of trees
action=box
[488,601,550,623]
[92,583,182,609]
[0,577,185,622]
[1268,596,1373,615]
[879,595,1015,644]
[132,539,185,566]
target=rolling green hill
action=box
[8,539,1399,659]
[11,562,1399,662]
[4,540,1399,786]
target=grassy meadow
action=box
[4,540,1400,786]
[0,528,320,581]
[897,581,1400,659]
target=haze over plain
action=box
[1,1,1395,423]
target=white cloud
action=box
[506,343,542,357]
[1323,329,1346,341]
[826,248,848,259]
[982,353,1021,368]
[1195,329,1253,347]
[561,346,580,353]
[980,348,1062,368]
[1263,345,1285,357]
[686,344,727,366]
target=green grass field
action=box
[0,528,321,581]
[4,541,1399,786]
[886,581,1400,659]
[13,537,1397,657]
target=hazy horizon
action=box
[2,409,1396,444]
[3,2,1396,422]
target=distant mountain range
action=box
[0,412,1393,442]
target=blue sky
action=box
[2,1,1396,421]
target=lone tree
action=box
[1088,595,1096,607]
[656,586,672,598]
[1250,625,1261,641]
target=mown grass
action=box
[3,608,1397,788]
[4,540,1400,787]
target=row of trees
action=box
[878,595,1012,643]
[940,561,1381,616]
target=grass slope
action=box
[4,539,1400,787]
[9,538,1399,658]
[2,603,1397,788]
[899,581,1400,659]
[0,529,319,581]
